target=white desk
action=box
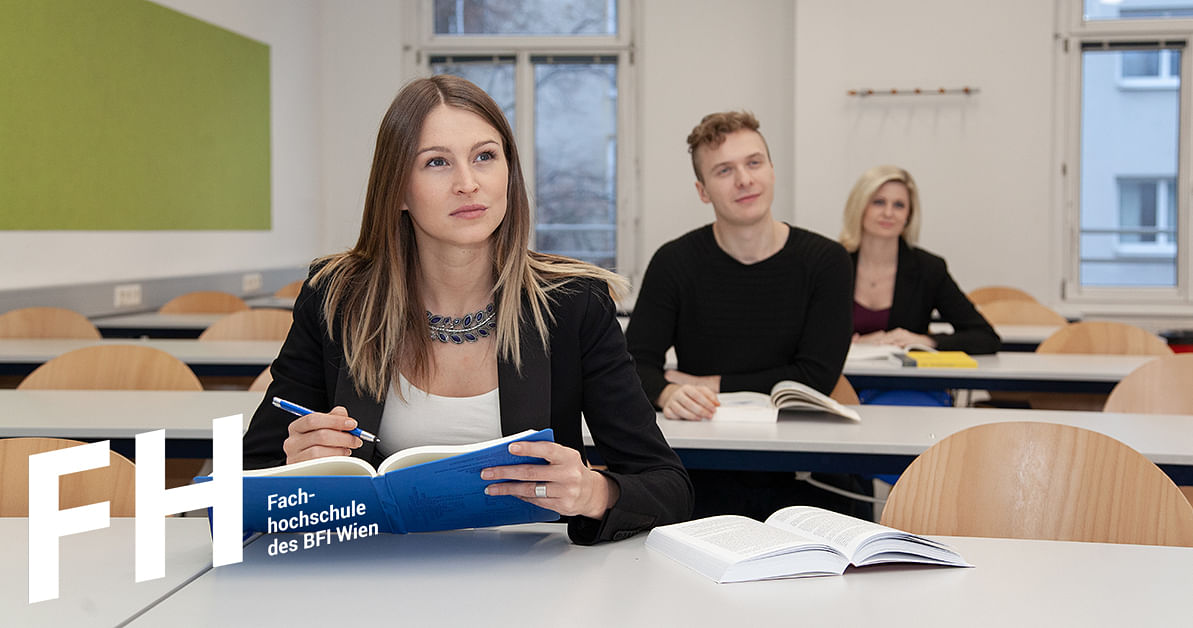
[0,338,281,377]
[844,352,1156,393]
[636,405,1193,482]
[244,296,295,310]
[0,389,261,458]
[91,313,226,339]
[929,322,1062,351]
[126,524,1192,626]
[4,390,1190,480]
[1,518,215,627]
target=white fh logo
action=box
[27,415,244,603]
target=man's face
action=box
[693,129,775,227]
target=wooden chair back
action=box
[198,309,292,341]
[967,285,1038,306]
[159,291,249,314]
[829,374,860,405]
[249,367,273,392]
[0,307,101,339]
[881,421,1193,546]
[18,345,203,391]
[274,280,304,298]
[1104,354,1193,414]
[1036,321,1173,355]
[0,438,135,516]
[977,300,1068,325]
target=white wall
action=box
[0,0,1083,314]
[793,0,1060,305]
[0,0,323,290]
[317,0,406,254]
[634,0,795,284]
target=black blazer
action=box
[851,239,1001,354]
[242,271,693,544]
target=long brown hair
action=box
[312,75,625,401]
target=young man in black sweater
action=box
[625,111,858,519]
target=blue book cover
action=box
[239,429,559,535]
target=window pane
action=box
[428,57,516,131]
[1085,2,1193,21]
[1080,49,1180,286]
[434,0,616,35]
[533,57,617,268]
[1121,51,1160,77]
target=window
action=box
[413,0,632,272]
[1118,49,1180,87]
[1063,2,1193,300]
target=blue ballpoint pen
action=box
[271,396,380,443]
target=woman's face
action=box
[401,104,509,252]
[861,181,910,241]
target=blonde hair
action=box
[312,75,626,402]
[839,165,922,252]
[685,111,768,183]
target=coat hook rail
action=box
[847,86,980,97]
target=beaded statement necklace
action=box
[427,302,496,344]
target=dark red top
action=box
[853,301,890,335]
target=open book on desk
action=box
[713,380,860,422]
[846,342,935,363]
[646,505,970,583]
[237,429,559,535]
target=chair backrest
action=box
[18,345,203,391]
[159,291,250,314]
[198,309,292,341]
[977,300,1068,325]
[829,374,860,405]
[1104,353,1193,414]
[0,437,135,516]
[1036,321,1173,355]
[273,280,304,298]
[0,307,101,339]
[249,367,273,392]
[967,285,1038,306]
[881,421,1193,546]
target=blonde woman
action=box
[841,166,999,354]
[243,76,692,544]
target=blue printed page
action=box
[379,428,561,533]
[242,475,390,534]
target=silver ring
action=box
[534,483,547,498]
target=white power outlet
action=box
[242,272,263,293]
[113,284,142,308]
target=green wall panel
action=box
[0,0,271,230]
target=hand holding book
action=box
[481,438,620,519]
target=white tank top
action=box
[375,373,501,457]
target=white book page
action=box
[651,515,823,561]
[243,456,377,478]
[377,428,538,474]
[769,380,860,421]
[765,506,893,558]
[712,392,778,422]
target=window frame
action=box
[1060,2,1193,304]
[406,0,639,275]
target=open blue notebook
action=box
[233,428,559,535]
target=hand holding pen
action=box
[273,397,380,465]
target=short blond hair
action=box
[686,111,767,182]
[839,165,922,252]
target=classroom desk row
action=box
[3,389,1190,482]
[101,310,1053,349]
[0,338,1159,393]
[5,518,1190,626]
[90,296,296,338]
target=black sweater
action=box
[626,224,853,400]
[850,239,1001,354]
